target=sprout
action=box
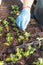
[0,26,3,31]
[6,57,11,62]
[24,32,30,37]
[24,32,30,41]
[23,51,29,57]
[33,58,43,65]
[0,61,4,65]
[0,33,2,37]
[4,33,13,46]
[10,54,18,63]
[3,19,9,32]
[11,5,20,15]
[6,32,13,42]
[8,17,16,23]
[18,35,24,42]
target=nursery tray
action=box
[0,0,43,65]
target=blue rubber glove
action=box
[16,9,30,31]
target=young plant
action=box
[11,5,20,15]
[33,58,43,65]
[6,57,11,62]
[28,45,36,54]
[4,32,13,46]
[0,61,4,65]
[6,50,22,63]
[0,26,3,31]
[10,54,18,63]
[8,17,16,24]
[0,26,3,37]
[0,33,2,37]
[24,32,30,41]
[16,48,22,59]
[6,45,36,63]
[22,45,36,57]
[18,35,24,42]
[3,19,9,32]
[10,48,22,63]
[9,16,19,33]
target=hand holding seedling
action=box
[16,0,34,31]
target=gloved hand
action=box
[16,8,31,31]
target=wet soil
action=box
[0,0,43,65]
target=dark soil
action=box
[0,0,43,65]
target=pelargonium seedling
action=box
[16,48,22,59]
[0,61,4,65]
[0,26,3,31]
[28,45,36,54]
[0,33,2,37]
[8,16,16,24]
[11,5,20,15]
[22,45,36,57]
[10,54,19,63]
[33,58,43,65]
[18,35,24,42]
[24,32,30,41]
[5,45,36,63]
[4,32,13,46]
[9,16,19,33]
[6,57,11,62]
[6,32,13,42]
[3,19,9,32]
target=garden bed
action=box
[0,0,43,65]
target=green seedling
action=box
[13,28,19,33]
[3,19,9,32]
[24,32,30,41]
[6,45,36,63]
[9,16,19,32]
[4,33,13,46]
[16,48,22,59]
[6,57,11,62]
[9,17,16,24]
[18,35,24,42]
[11,5,20,15]
[0,61,4,65]
[6,33,13,42]
[4,42,11,46]
[0,26,3,31]
[0,26,3,37]
[23,51,29,57]
[10,54,18,63]
[28,45,36,54]
[22,45,36,57]
[33,58,43,65]
[0,33,2,37]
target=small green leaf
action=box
[18,35,24,42]
[0,34,2,36]
[0,61,4,65]
[3,19,9,25]
[24,32,30,37]
[6,57,11,62]
[0,26,3,31]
